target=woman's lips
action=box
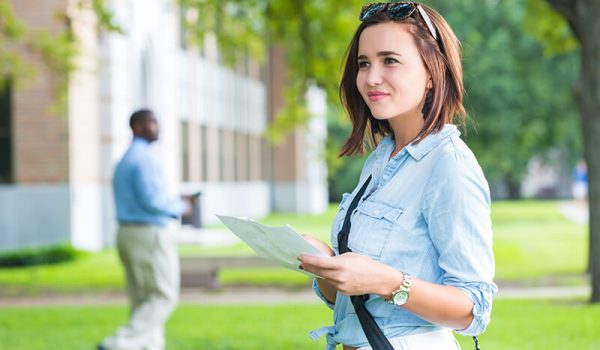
[367,91,390,102]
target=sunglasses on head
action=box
[359,2,438,42]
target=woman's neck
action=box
[388,113,424,158]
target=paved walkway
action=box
[175,226,240,247]
[0,285,592,308]
[558,200,589,225]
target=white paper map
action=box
[216,215,328,277]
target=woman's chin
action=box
[371,114,392,121]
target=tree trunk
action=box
[546,0,600,303]
[574,0,600,304]
[506,176,522,200]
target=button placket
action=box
[381,151,408,185]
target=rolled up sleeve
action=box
[455,281,496,335]
[312,278,335,310]
[421,144,498,336]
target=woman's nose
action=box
[365,65,383,86]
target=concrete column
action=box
[267,46,328,214]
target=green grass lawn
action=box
[491,201,587,284]
[0,200,588,294]
[0,298,599,349]
[177,204,341,257]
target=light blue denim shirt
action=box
[310,124,497,349]
[113,137,184,226]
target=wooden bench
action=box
[180,255,275,289]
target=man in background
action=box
[572,160,588,205]
[99,109,192,350]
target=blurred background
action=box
[0,0,598,349]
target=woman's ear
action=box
[426,75,433,90]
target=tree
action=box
[540,0,600,303]
[181,0,582,201]
[431,0,580,199]
[179,0,371,199]
[0,0,120,110]
[178,0,364,142]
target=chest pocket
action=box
[347,200,403,259]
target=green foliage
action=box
[91,0,123,34]
[0,244,86,268]
[29,29,79,114]
[0,0,30,90]
[0,0,121,111]
[428,0,581,190]
[524,0,578,57]
[326,108,369,201]
[180,0,581,196]
[179,0,365,140]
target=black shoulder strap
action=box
[337,175,372,255]
[336,175,394,350]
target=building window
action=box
[181,121,189,182]
[179,5,188,50]
[140,46,153,106]
[200,124,208,181]
[219,127,225,181]
[246,133,252,181]
[233,130,238,181]
[0,82,12,183]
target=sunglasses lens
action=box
[359,3,386,21]
[387,3,415,19]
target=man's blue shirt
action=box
[310,124,497,349]
[113,137,184,226]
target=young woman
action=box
[299,2,497,349]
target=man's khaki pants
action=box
[101,224,179,350]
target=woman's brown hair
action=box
[339,3,466,156]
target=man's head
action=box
[129,109,159,142]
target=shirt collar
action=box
[133,136,150,145]
[375,124,460,162]
[406,124,459,161]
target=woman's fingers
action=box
[302,235,335,256]
[298,254,340,279]
[299,254,336,269]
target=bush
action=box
[0,245,86,267]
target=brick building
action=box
[0,0,328,252]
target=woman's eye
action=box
[358,61,369,69]
[384,57,399,65]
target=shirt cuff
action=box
[312,278,335,310]
[454,282,497,336]
[170,198,186,218]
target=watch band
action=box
[387,273,412,306]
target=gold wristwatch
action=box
[387,273,412,306]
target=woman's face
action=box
[356,22,431,122]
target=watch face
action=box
[393,290,409,305]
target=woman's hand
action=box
[302,234,335,257]
[300,234,338,304]
[298,252,403,297]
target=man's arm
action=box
[132,160,185,218]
